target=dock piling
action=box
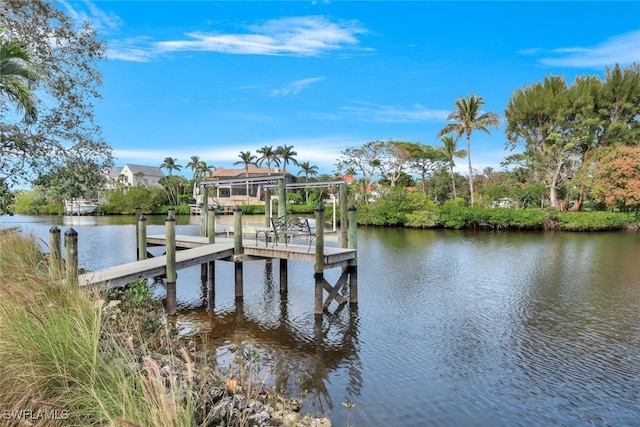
[64,228,78,286]
[137,215,147,260]
[49,226,62,281]
[165,215,177,316]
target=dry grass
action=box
[0,230,198,426]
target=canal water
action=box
[2,214,640,426]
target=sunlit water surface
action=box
[3,215,639,426]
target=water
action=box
[3,215,640,426]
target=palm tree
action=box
[297,161,319,202]
[256,145,280,174]
[437,94,500,206]
[297,161,318,182]
[196,161,214,179]
[160,157,182,177]
[275,144,298,175]
[234,150,256,204]
[0,36,38,123]
[439,135,467,200]
[186,155,201,179]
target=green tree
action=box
[335,141,384,203]
[438,94,500,206]
[439,136,467,199]
[275,144,298,175]
[256,145,279,174]
[1,0,112,214]
[160,157,182,177]
[196,161,214,179]
[33,159,106,204]
[398,142,447,194]
[186,155,201,179]
[505,76,582,209]
[234,150,256,204]
[0,35,38,123]
[297,161,319,182]
[297,161,319,202]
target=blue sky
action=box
[65,0,640,178]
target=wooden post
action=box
[340,183,348,248]
[233,205,243,299]
[137,214,147,260]
[264,188,271,226]
[207,205,216,244]
[135,206,141,257]
[200,186,209,237]
[64,228,78,286]
[314,205,325,314]
[348,205,358,304]
[166,214,177,316]
[49,226,62,281]
[278,177,286,218]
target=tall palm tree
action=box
[437,94,500,205]
[186,155,201,179]
[439,135,467,200]
[0,37,38,123]
[297,161,318,182]
[256,145,280,174]
[234,150,256,204]
[196,161,214,179]
[297,161,319,202]
[275,144,298,175]
[160,157,182,177]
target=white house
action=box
[106,164,165,189]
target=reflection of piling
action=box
[49,226,62,281]
[233,205,243,299]
[64,228,78,287]
[165,214,177,316]
[314,205,325,314]
[348,205,358,304]
[207,205,216,300]
[137,215,147,260]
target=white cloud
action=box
[341,101,450,123]
[107,15,367,62]
[538,30,640,68]
[59,0,122,33]
[269,77,325,97]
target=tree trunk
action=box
[450,165,457,199]
[467,134,474,206]
[570,185,585,211]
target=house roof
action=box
[208,166,292,179]
[121,164,165,178]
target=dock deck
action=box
[79,235,356,289]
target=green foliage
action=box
[556,211,635,231]
[356,187,436,226]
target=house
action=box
[199,166,296,206]
[105,164,165,190]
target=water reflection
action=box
[176,283,362,413]
[4,215,640,426]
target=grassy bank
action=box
[0,230,325,426]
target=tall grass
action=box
[0,230,199,426]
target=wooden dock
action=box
[79,236,356,289]
[70,204,358,315]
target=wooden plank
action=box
[79,242,235,289]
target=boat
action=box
[64,199,98,215]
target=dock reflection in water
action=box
[174,268,362,414]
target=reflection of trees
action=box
[182,291,362,413]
